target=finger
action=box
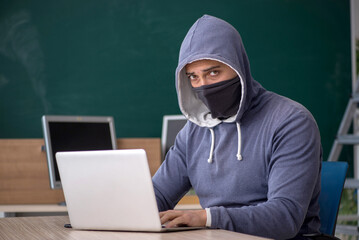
[159,210,176,217]
[161,211,181,224]
[160,210,183,225]
[159,210,174,220]
[165,216,186,228]
[166,210,207,228]
[159,211,166,218]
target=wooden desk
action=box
[0,204,67,217]
[0,202,201,217]
[0,216,270,240]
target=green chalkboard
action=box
[0,0,351,162]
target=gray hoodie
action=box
[153,15,321,239]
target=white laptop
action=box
[56,149,202,232]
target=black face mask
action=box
[193,76,241,120]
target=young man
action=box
[152,15,321,240]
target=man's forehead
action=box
[185,59,225,70]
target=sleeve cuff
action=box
[205,208,212,227]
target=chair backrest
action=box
[319,161,348,235]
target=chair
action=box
[306,161,348,240]
[319,161,348,235]
[307,162,348,240]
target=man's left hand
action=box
[159,209,207,228]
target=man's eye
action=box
[209,71,219,76]
[188,75,197,80]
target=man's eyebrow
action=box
[202,66,221,72]
[185,65,221,75]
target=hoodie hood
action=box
[176,15,258,128]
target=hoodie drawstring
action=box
[207,123,243,164]
[208,128,215,163]
[236,122,243,160]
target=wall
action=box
[0,0,351,161]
